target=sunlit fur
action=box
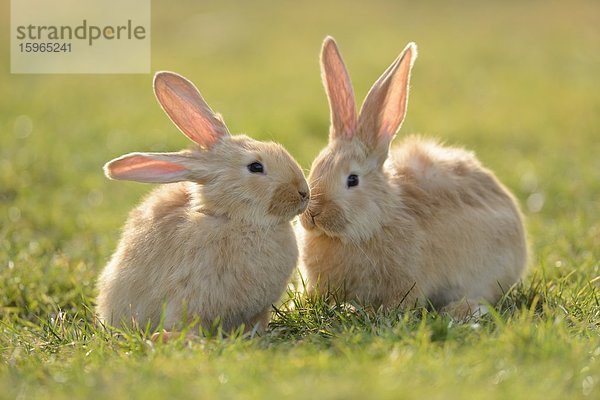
[301,135,527,310]
[97,70,308,332]
[97,136,309,331]
[300,38,527,316]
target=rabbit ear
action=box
[320,36,358,140]
[153,71,230,150]
[104,151,208,184]
[357,42,417,149]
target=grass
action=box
[1,0,600,398]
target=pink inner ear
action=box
[358,43,416,144]
[107,155,188,183]
[154,72,230,150]
[321,37,357,139]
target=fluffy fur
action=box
[300,37,527,316]
[96,72,309,331]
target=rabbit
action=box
[299,37,527,318]
[96,71,309,333]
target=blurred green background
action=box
[1,0,599,398]
[3,0,599,285]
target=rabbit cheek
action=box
[268,183,306,219]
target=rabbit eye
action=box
[347,174,359,188]
[247,161,264,174]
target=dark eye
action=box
[347,174,359,187]
[247,161,264,173]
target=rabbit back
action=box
[390,136,527,307]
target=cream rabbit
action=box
[300,37,527,317]
[96,71,309,332]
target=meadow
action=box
[1,0,599,398]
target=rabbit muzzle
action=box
[300,199,348,237]
[268,181,310,220]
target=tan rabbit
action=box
[300,37,527,317]
[96,71,309,332]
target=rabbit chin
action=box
[268,202,308,225]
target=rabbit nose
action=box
[299,191,309,201]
